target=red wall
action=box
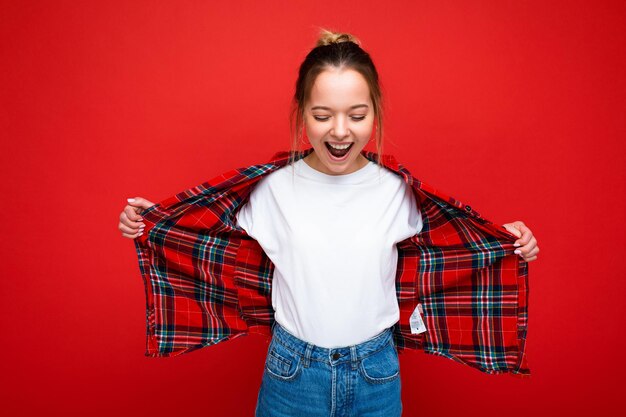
[1,1,624,416]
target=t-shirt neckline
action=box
[295,158,378,184]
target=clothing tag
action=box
[409,303,427,334]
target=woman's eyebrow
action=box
[310,104,369,110]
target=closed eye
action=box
[313,116,366,122]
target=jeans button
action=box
[332,352,340,360]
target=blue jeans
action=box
[255,321,402,417]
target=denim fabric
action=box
[255,321,402,417]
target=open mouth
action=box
[325,142,354,160]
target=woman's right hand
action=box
[119,197,155,239]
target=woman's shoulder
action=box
[249,161,294,193]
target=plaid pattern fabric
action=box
[133,147,530,377]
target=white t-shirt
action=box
[235,158,423,348]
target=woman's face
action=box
[303,67,374,175]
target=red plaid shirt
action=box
[133,148,530,377]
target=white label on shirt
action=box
[409,303,427,334]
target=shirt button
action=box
[332,353,341,360]
[465,205,472,212]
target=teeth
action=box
[328,143,351,150]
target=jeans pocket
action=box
[264,339,302,382]
[359,339,400,384]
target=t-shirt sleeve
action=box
[394,181,423,243]
[408,183,424,236]
[234,176,271,240]
[235,200,254,236]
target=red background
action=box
[2,1,625,416]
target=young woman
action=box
[118,29,539,417]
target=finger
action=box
[526,246,540,258]
[503,223,522,239]
[127,197,155,210]
[121,229,143,239]
[516,245,539,261]
[118,212,145,234]
[513,243,529,258]
[123,205,145,225]
[517,236,537,252]
[514,226,534,247]
[119,222,144,235]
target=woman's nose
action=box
[331,117,350,138]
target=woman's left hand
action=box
[502,221,539,262]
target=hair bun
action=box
[316,28,361,47]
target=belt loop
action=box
[350,345,358,370]
[303,343,314,368]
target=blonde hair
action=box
[288,27,385,167]
[315,28,361,47]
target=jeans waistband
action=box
[270,321,394,367]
